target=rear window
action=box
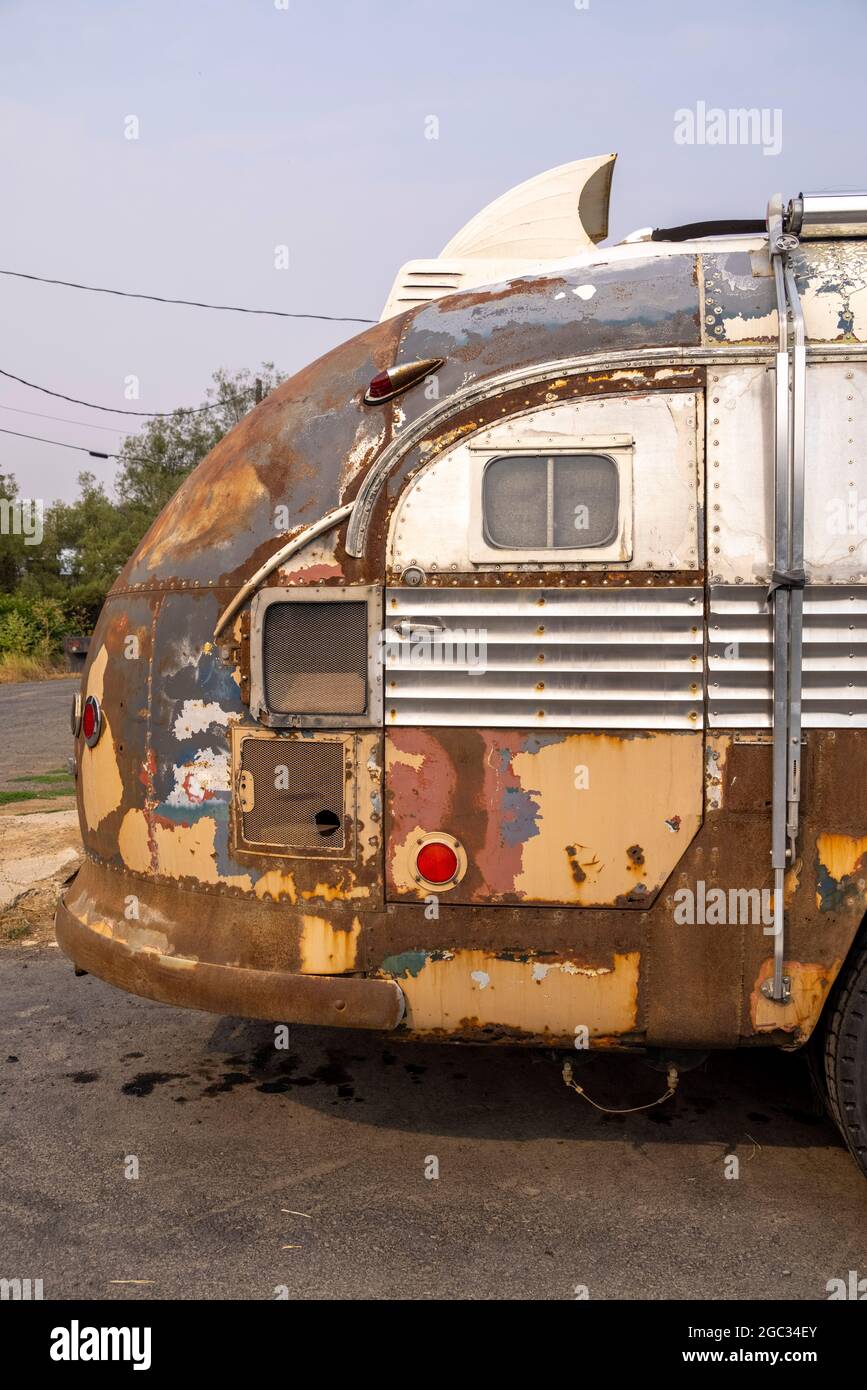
[482,453,619,550]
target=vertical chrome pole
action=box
[763,195,804,1005]
[769,256,791,1001]
[784,264,806,879]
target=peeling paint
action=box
[390,949,640,1040]
[80,647,123,831]
[299,914,361,974]
[751,958,841,1038]
[816,833,867,913]
[172,700,241,740]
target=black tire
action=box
[823,943,867,1177]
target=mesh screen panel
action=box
[263,600,368,715]
[482,456,547,548]
[239,737,346,850]
[552,455,619,547]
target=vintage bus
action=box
[57,156,867,1177]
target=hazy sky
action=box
[3,0,865,502]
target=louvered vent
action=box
[709,585,867,727]
[384,586,704,729]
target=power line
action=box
[0,267,377,325]
[0,424,189,470]
[0,426,116,458]
[0,403,126,434]
[0,367,252,417]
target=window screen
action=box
[263,600,368,715]
[483,454,619,550]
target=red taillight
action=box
[82,695,102,747]
[416,840,459,885]
[363,356,445,405]
[366,370,392,400]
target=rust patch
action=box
[565,845,588,884]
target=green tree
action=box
[114,363,284,518]
[0,363,285,643]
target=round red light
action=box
[416,840,459,885]
[82,695,101,747]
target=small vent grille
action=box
[239,737,347,851]
[709,585,867,727]
[263,600,368,715]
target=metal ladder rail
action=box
[764,198,806,1004]
[784,263,806,881]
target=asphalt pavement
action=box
[2,943,866,1301]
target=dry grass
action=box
[0,654,70,683]
[1,879,65,946]
[0,809,82,947]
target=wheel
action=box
[823,943,867,1177]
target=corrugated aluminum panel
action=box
[709,585,867,727]
[384,587,704,729]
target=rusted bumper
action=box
[55,890,405,1032]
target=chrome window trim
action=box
[345,343,867,559]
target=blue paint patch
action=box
[151,742,229,803]
[155,799,229,825]
[521,734,564,755]
[380,950,430,979]
[816,851,866,914]
[500,784,541,847]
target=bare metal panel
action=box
[709,585,867,727]
[388,392,699,575]
[709,363,867,586]
[384,586,704,729]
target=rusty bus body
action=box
[56,159,867,1171]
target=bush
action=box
[0,595,78,656]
